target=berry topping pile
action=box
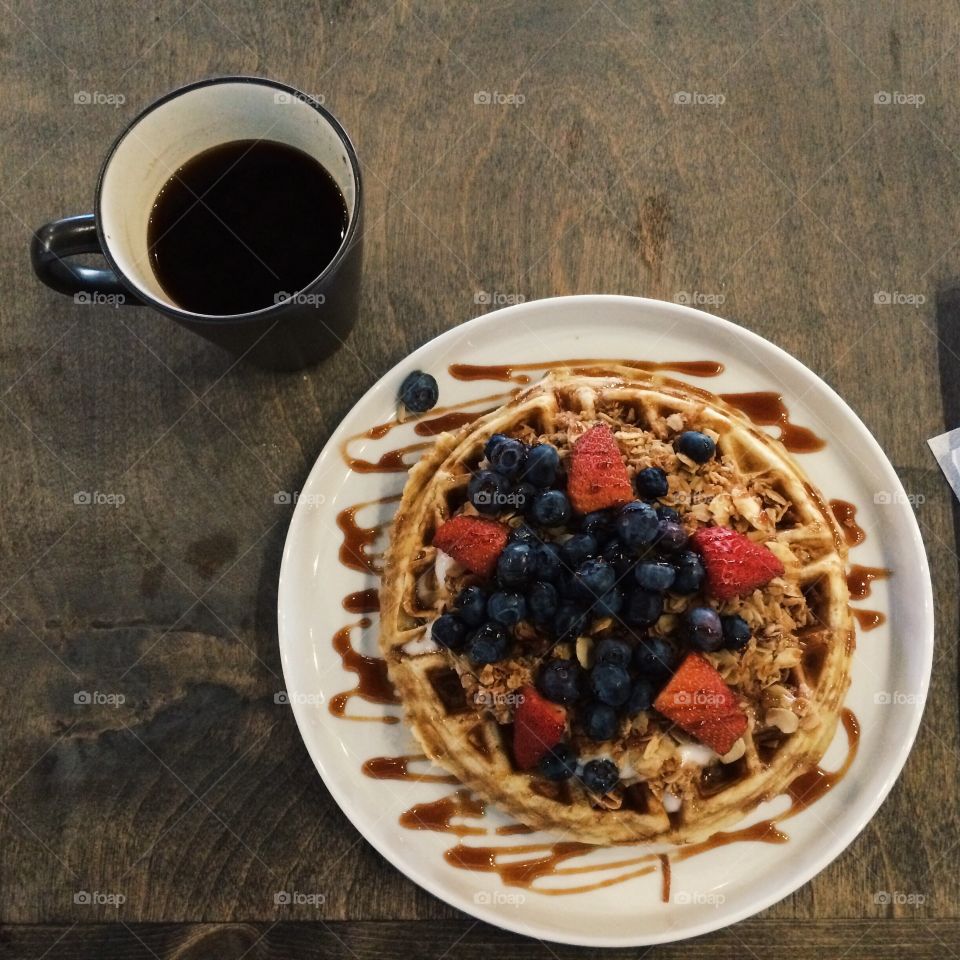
[428,422,788,797]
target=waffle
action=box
[379,367,854,844]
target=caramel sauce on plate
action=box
[852,608,886,631]
[328,619,400,723]
[720,391,825,453]
[342,588,380,614]
[829,499,866,547]
[784,709,860,811]
[346,441,430,474]
[400,790,487,836]
[414,409,493,436]
[336,499,396,574]
[449,359,724,384]
[847,565,891,601]
[362,754,459,784]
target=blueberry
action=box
[625,676,657,715]
[580,758,619,794]
[683,605,723,652]
[633,636,678,677]
[590,588,624,618]
[589,661,632,707]
[398,370,438,412]
[636,466,669,499]
[561,533,598,569]
[531,489,572,527]
[581,510,616,544]
[655,519,688,553]
[455,586,488,627]
[509,523,538,544]
[527,581,559,624]
[497,542,534,586]
[510,482,536,514]
[466,622,511,664]
[672,551,705,594]
[721,614,752,651]
[572,558,616,600]
[554,602,589,641]
[531,542,562,581]
[468,469,511,515]
[489,437,527,478]
[539,743,578,780]
[581,701,618,741]
[487,591,527,627]
[594,636,631,667]
[601,539,635,577]
[616,501,659,552]
[635,561,676,592]
[623,588,664,627]
[656,505,681,524]
[676,430,716,463]
[522,444,560,487]
[432,613,466,650]
[537,658,582,704]
[484,433,509,462]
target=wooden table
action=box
[2,1,956,956]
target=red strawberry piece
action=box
[691,526,785,600]
[653,653,747,755]
[567,424,634,514]
[433,515,508,578]
[513,685,567,769]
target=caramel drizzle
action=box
[362,754,459,784]
[720,391,826,453]
[335,498,397,574]
[829,499,866,547]
[328,619,400,724]
[847,565,892,601]
[449,359,724,384]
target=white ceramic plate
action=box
[277,295,932,947]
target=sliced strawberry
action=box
[567,424,633,514]
[433,515,508,578]
[653,653,747,755]
[513,685,566,769]
[691,526,785,600]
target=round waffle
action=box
[379,367,854,844]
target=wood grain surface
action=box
[1,0,957,956]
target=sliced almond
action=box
[766,707,800,734]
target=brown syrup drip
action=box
[720,391,825,453]
[399,790,487,836]
[362,754,459,784]
[847,565,891,601]
[449,359,724,384]
[359,390,518,442]
[414,409,494,436]
[658,854,671,903]
[336,500,396,574]
[346,441,431,474]
[674,819,790,860]
[496,823,535,836]
[329,619,400,723]
[852,608,886,631]
[829,499,866,547]
[342,588,380,614]
[784,708,860,813]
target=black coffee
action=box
[148,139,348,315]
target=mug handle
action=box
[30,213,143,304]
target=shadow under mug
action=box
[30,76,363,372]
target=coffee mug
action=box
[30,76,363,371]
